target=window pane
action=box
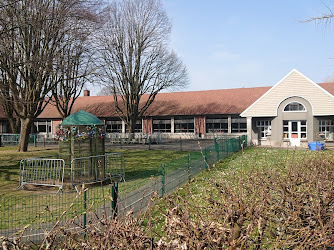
[284,102,306,111]
[206,116,228,133]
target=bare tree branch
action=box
[96,0,189,138]
[0,0,103,151]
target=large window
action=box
[33,120,52,134]
[125,120,142,133]
[284,102,306,112]
[256,120,271,138]
[175,117,194,133]
[319,120,334,139]
[153,118,171,133]
[105,120,122,133]
[206,117,228,133]
[231,118,247,133]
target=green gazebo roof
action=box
[60,110,103,126]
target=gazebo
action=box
[56,110,106,165]
[19,111,124,192]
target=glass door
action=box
[283,120,307,146]
[289,121,300,146]
[290,121,299,139]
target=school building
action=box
[1,69,334,147]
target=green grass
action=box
[0,147,190,197]
[0,147,59,197]
[0,146,194,229]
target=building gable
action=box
[241,69,334,117]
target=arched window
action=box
[284,102,306,112]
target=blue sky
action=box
[162,0,334,91]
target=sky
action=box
[160,0,334,92]
[90,0,334,95]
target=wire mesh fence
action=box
[0,135,246,244]
[106,136,242,151]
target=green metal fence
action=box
[0,134,58,147]
[0,135,247,244]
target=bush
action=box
[156,149,334,248]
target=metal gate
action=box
[18,158,65,193]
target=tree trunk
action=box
[127,117,137,142]
[17,118,32,152]
[8,117,19,134]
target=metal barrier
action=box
[18,158,65,193]
[71,153,125,190]
[0,133,58,146]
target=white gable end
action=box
[241,69,334,117]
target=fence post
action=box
[33,135,36,147]
[149,136,151,150]
[226,138,230,156]
[204,147,208,169]
[215,138,219,161]
[111,182,118,218]
[188,153,191,181]
[161,164,165,197]
[231,138,235,152]
[180,137,182,151]
[83,188,87,231]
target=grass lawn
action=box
[0,146,59,197]
[0,146,191,197]
[0,146,196,230]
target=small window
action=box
[319,120,334,139]
[256,120,271,138]
[284,102,306,112]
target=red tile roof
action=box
[37,86,271,119]
[319,82,334,96]
[1,83,334,119]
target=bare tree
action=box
[0,0,101,151]
[0,70,19,133]
[97,0,189,138]
[50,6,102,119]
[98,86,115,96]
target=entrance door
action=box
[289,121,300,146]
